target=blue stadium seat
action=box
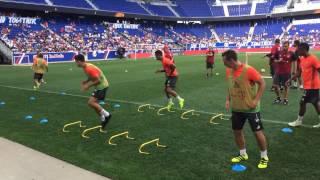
[271,0,288,7]
[228,4,251,16]
[9,0,47,4]
[91,0,148,15]
[172,5,187,17]
[211,6,224,17]
[254,18,290,38]
[240,4,251,15]
[189,25,212,38]
[51,0,92,9]
[215,22,250,39]
[175,0,212,17]
[255,3,270,14]
[289,23,320,36]
[145,4,175,16]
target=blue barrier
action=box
[13,50,119,64]
[187,41,274,50]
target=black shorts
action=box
[165,76,177,89]
[301,89,319,104]
[34,73,43,81]
[231,112,264,132]
[274,74,290,86]
[206,62,214,69]
[92,88,108,101]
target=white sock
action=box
[260,150,268,159]
[240,149,247,156]
[100,109,110,119]
[100,115,105,122]
[168,98,173,104]
[176,95,183,101]
[298,115,303,121]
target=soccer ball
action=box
[216,73,220,76]
[125,69,128,73]
[260,68,266,73]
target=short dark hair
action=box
[155,50,163,56]
[294,40,300,46]
[74,54,85,62]
[37,53,44,58]
[275,39,280,44]
[222,49,237,61]
[298,42,309,52]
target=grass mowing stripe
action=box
[0,84,312,128]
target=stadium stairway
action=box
[137,2,154,16]
[85,0,98,10]
[207,0,214,16]
[166,4,180,17]
[45,0,53,6]
[210,28,221,42]
[279,22,293,39]
[40,23,76,50]
[164,0,180,17]
[286,0,294,8]
[223,4,229,17]
[247,23,256,42]
[251,2,257,15]
[0,40,12,64]
[168,28,185,45]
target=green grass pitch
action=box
[0,53,320,179]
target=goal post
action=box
[13,54,30,66]
[12,53,49,66]
[133,44,164,60]
[244,51,272,78]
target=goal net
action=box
[13,53,49,66]
[245,51,272,79]
[132,44,164,60]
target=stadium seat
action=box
[51,0,92,9]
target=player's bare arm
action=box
[169,64,176,76]
[81,77,100,91]
[155,69,165,73]
[250,78,266,108]
[225,93,230,111]
[288,68,301,85]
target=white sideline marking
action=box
[262,76,273,79]
[0,84,313,128]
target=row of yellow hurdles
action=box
[62,121,166,155]
[62,104,228,155]
[137,103,228,123]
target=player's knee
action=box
[299,100,306,106]
[165,87,171,92]
[87,98,96,107]
[233,129,243,136]
[312,100,320,109]
[254,129,264,136]
[164,87,168,93]
[87,100,92,107]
